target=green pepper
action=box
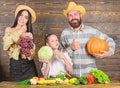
[56,73,65,80]
[78,76,88,85]
[16,79,30,86]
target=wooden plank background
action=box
[0,0,120,81]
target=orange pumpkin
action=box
[87,37,109,54]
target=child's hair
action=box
[45,33,56,45]
[45,33,63,51]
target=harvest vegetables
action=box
[38,46,53,60]
[29,77,57,85]
[89,69,110,84]
[37,79,56,85]
[16,69,110,86]
[16,79,30,86]
[56,73,65,80]
[87,37,109,55]
[86,75,94,84]
[17,36,34,57]
[69,77,80,85]
[78,76,88,85]
[30,77,39,85]
[63,78,69,84]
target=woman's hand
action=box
[16,25,32,39]
[93,50,108,59]
[21,32,33,39]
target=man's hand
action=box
[71,39,80,51]
[93,50,108,59]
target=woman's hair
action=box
[11,9,33,34]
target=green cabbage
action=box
[38,46,53,60]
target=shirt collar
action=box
[70,24,85,32]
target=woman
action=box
[3,5,37,81]
[39,34,73,79]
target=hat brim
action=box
[63,2,86,17]
[15,5,36,23]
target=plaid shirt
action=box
[60,24,116,77]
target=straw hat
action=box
[15,5,36,23]
[63,2,86,17]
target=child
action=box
[39,34,73,79]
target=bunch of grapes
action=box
[17,36,34,57]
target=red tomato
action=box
[86,75,94,84]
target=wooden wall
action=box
[0,0,120,81]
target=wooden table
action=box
[0,81,120,88]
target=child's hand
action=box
[53,50,65,59]
[38,56,49,64]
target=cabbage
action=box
[38,46,53,60]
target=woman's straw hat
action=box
[15,5,36,23]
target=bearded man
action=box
[60,2,115,77]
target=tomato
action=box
[86,75,94,84]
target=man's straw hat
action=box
[15,5,36,23]
[64,2,86,17]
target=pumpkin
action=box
[87,37,109,54]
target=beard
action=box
[68,18,82,28]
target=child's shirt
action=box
[41,52,73,77]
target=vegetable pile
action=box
[68,69,110,85]
[16,69,110,86]
[89,69,110,84]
